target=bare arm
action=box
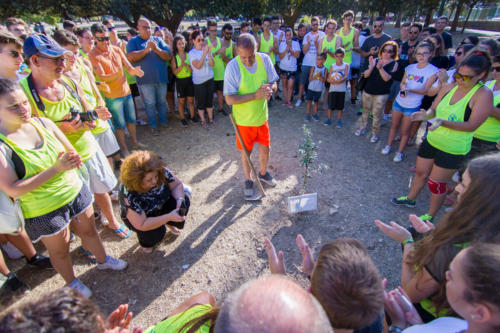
[171,56,191,75]
[225,85,271,106]
[90,57,122,83]
[191,50,209,70]
[151,45,171,61]
[127,47,151,63]
[125,208,178,232]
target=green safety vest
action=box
[338,27,354,64]
[321,35,340,69]
[175,54,192,79]
[207,36,225,81]
[474,80,500,142]
[259,32,276,65]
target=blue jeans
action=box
[104,94,136,130]
[138,83,167,129]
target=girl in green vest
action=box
[0,79,127,298]
[392,50,493,223]
[171,35,196,127]
[377,153,500,323]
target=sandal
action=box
[79,246,97,263]
[201,121,208,129]
[167,226,181,235]
[141,247,153,254]
[112,224,132,239]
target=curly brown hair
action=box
[119,150,167,192]
[407,154,500,315]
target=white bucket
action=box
[287,193,318,214]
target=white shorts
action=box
[81,146,117,194]
[94,128,120,157]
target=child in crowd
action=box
[326,48,349,128]
[305,53,327,122]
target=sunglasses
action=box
[454,72,475,82]
[455,51,463,56]
[311,23,318,27]
[9,50,22,58]
[37,54,66,65]
[373,24,383,28]
[382,49,394,54]
[95,36,110,42]
[107,26,116,31]
[196,38,205,42]
[409,31,419,34]
[492,66,500,72]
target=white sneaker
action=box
[183,184,192,197]
[97,256,128,271]
[68,279,92,298]
[370,135,379,143]
[1,241,23,259]
[295,99,302,107]
[381,145,392,155]
[393,152,403,163]
[109,191,119,202]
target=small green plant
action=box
[298,125,326,194]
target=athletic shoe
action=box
[381,145,392,155]
[419,213,434,222]
[181,119,189,127]
[393,152,403,163]
[258,172,277,187]
[323,119,332,126]
[357,108,363,116]
[380,118,389,127]
[370,135,379,143]
[244,180,262,201]
[391,196,416,208]
[355,128,367,136]
[1,241,23,260]
[27,253,53,269]
[97,256,128,271]
[68,278,92,298]
[336,120,343,128]
[109,190,119,202]
[312,114,319,121]
[295,99,302,107]
[190,116,199,123]
[407,137,416,146]
[136,119,148,126]
[304,114,311,122]
[1,272,29,292]
[151,128,160,136]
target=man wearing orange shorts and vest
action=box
[224,34,279,200]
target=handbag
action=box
[0,144,25,235]
[356,75,367,92]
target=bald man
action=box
[214,275,334,333]
[126,18,171,135]
[224,33,279,201]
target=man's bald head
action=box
[214,275,334,333]
[137,18,152,39]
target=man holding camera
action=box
[20,34,129,238]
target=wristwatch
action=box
[388,325,403,333]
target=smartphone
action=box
[177,199,187,217]
[400,90,407,97]
[395,289,413,312]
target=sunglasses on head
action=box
[9,50,22,58]
[454,72,475,82]
[492,66,500,72]
[95,36,110,42]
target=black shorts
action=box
[470,137,497,160]
[214,80,223,92]
[167,67,175,92]
[351,68,360,77]
[324,82,330,90]
[130,83,140,97]
[328,91,345,110]
[176,77,194,98]
[417,138,468,170]
[280,70,296,80]
[305,90,322,102]
[194,79,214,109]
[123,195,190,248]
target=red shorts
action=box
[235,121,270,151]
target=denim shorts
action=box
[104,94,136,130]
[388,80,401,101]
[393,100,420,117]
[300,65,313,84]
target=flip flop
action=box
[79,246,97,263]
[167,226,181,235]
[113,224,132,239]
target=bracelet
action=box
[176,197,184,201]
[388,325,403,333]
[402,238,414,245]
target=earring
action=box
[471,314,478,320]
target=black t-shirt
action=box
[431,55,450,70]
[399,40,419,68]
[364,60,402,95]
[441,31,453,50]
[360,33,392,71]
[361,28,370,37]
[294,36,305,68]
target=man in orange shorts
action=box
[224,33,279,200]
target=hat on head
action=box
[23,34,71,59]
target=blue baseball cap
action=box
[23,34,71,59]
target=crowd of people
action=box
[0,10,499,333]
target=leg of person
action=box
[359,91,373,133]
[137,83,158,129]
[281,76,288,104]
[0,251,11,275]
[177,97,187,121]
[94,193,128,238]
[350,77,358,103]
[398,115,413,153]
[6,232,51,268]
[71,206,106,263]
[386,110,403,148]
[258,144,270,177]
[287,76,295,104]
[155,83,168,126]
[370,94,389,140]
[40,227,75,284]
[241,150,252,180]
[0,251,28,291]
[121,94,141,148]
[408,156,435,201]
[206,79,215,123]
[167,91,175,115]
[427,165,457,218]
[217,88,224,112]
[105,96,130,155]
[187,96,195,120]
[306,100,312,115]
[408,121,421,145]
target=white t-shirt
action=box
[278,40,301,72]
[402,317,467,333]
[328,62,349,92]
[351,34,367,69]
[432,68,457,89]
[302,31,326,67]
[485,79,500,97]
[308,65,327,92]
[188,48,214,84]
[223,52,279,96]
[396,63,439,108]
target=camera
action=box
[60,106,99,122]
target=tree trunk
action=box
[451,0,464,32]
[164,11,185,33]
[395,12,402,28]
[461,6,474,34]
[281,9,301,28]
[424,7,434,27]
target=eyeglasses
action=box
[37,54,66,65]
[492,66,500,72]
[382,49,394,54]
[373,24,383,28]
[95,36,110,42]
[8,50,22,58]
[455,51,463,56]
[209,29,217,33]
[409,31,419,34]
[415,52,430,56]
[311,23,318,27]
[454,72,475,82]
[139,25,151,30]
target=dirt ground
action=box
[3,24,488,326]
